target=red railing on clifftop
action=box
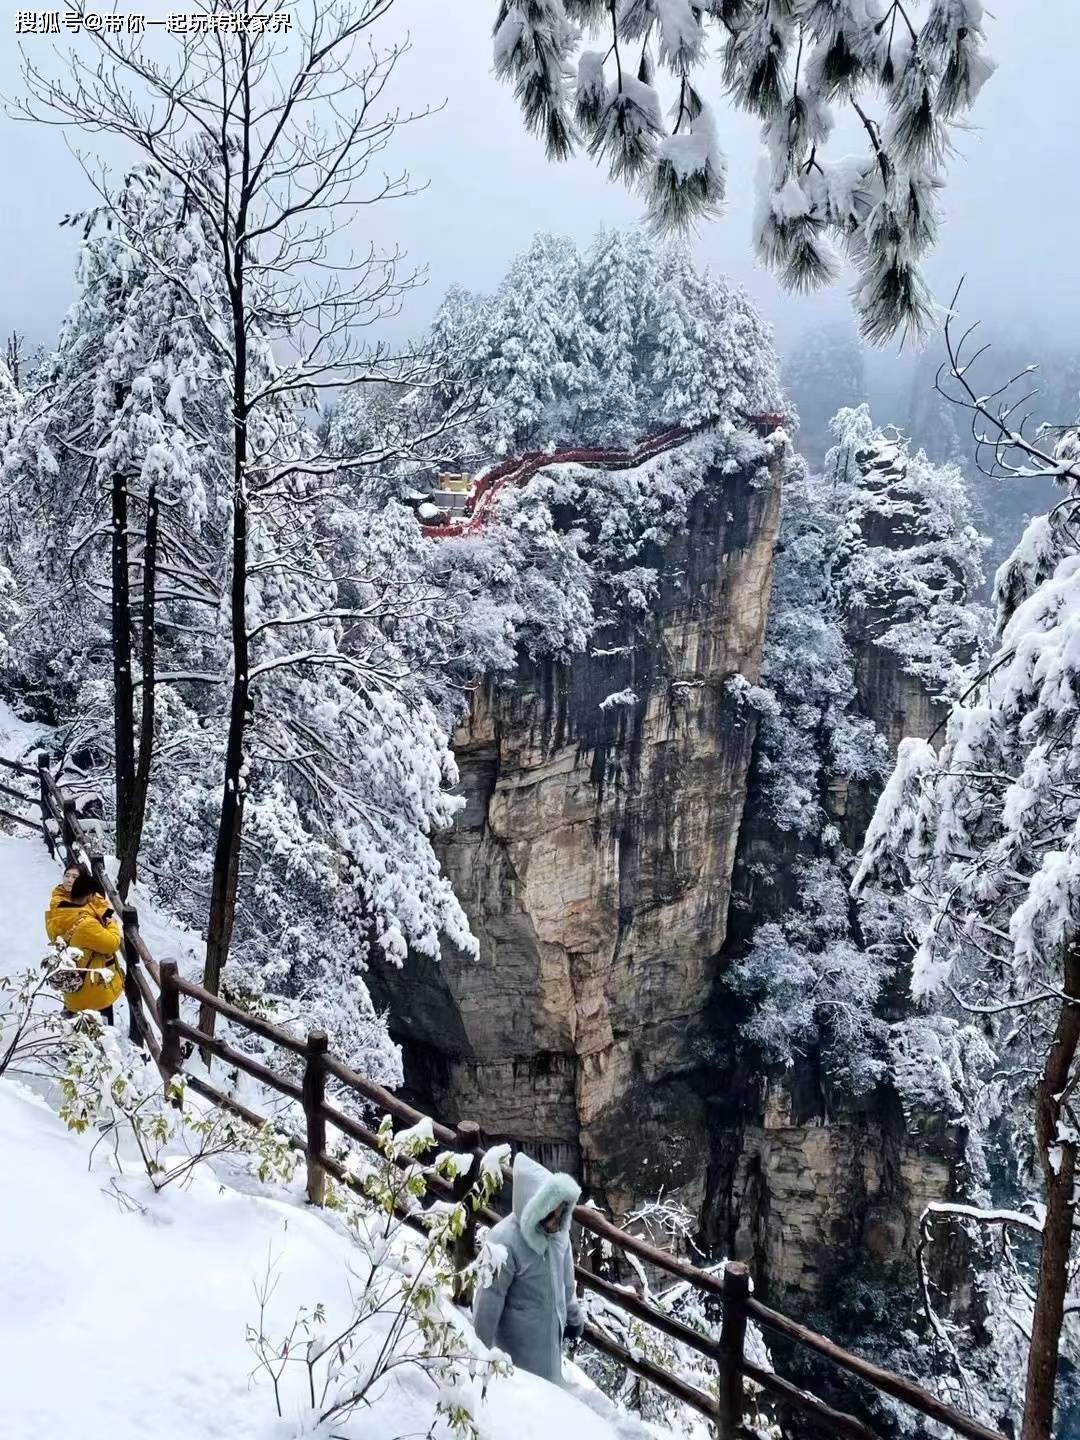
[419,413,787,540]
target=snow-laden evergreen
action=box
[727,406,986,1102]
[0,167,473,1083]
[490,0,995,342]
[825,405,989,697]
[482,233,597,454]
[851,415,1080,1426]
[417,228,782,461]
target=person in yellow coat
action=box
[45,865,124,1022]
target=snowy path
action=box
[0,818,667,1440]
[0,1080,662,1440]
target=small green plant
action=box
[0,958,80,1081]
[57,1023,299,1194]
[248,1117,509,1438]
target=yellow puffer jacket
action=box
[45,886,125,1012]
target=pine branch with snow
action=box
[489,0,996,342]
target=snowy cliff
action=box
[369,431,785,1221]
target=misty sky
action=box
[0,0,1076,387]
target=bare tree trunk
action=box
[1021,942,1080,1440]
[111,461,136,879]
[200,228,250,1038]
[117,482,158,900]
[5,331,21,388]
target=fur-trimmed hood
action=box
[511,1152,580,1255]
[472,1152,586,1381]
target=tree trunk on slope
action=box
[200,262,249,1041]
[111,464,136,883]
[1021,942,1080,1440]
[117,482,158,900]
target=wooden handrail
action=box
[171,1019,305,1104]
[126,926,160,983]
[742,1360,880,1440]
[130,950,162,1031]
[0,805,41,832]
[575,1266,718,1364]
[323,1053,458,1147]
[0,753,37,777]
[582,1323,718,1423]
[743,1297,1003,1440]
[171,974,307,1056]
[571,1202,727,1301]
[21,759,1011,1440]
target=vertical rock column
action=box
[369,455,783,1216]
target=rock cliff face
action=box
[706,602,953,1303]
[369,452,783,1216]
[722,1086,953,1298]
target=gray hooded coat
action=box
[472,1152,584,1384]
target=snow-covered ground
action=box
[0,1077,669,1440]
[0,1076,666,1440]
[0,794,669,1440]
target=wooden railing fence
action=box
[0,752,1009,1440]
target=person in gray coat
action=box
[472,1151,586,1384]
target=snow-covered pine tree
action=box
[424,284,490,462]
[2,181,472,1084]
[642,248,783,434]
[16,2,480,1058]
[490,0,996,342]
[853,376,1080,1438]
[578,227,655,445]
[480,232,595,453]
[2,165,233,861]
[826,404,988,700]
[728,404,987,1099]
[415,227,783,462]
[643,244,720,431]
[0,358,21,447]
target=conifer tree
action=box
[854,314,1080,1439]
[490,0,996,342]
[580,228,644,445]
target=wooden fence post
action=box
[451,1119,483,1298]
[89,850,106,892]
[61,797,77,864]
[717,1262,750,1439]
[36,753,54,858]
[121,906,144,1046]
[159,961,182,1098]
[302,1029,328,1207]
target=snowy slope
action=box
[0,1080,659,1440]
[0,820,667,1440]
